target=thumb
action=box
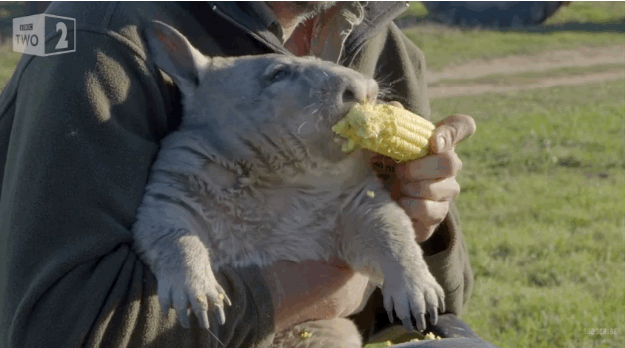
[431,114,476,153]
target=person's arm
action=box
[0,30,275,348]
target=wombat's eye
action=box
[269,67,290,83]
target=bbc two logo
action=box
[13,14,75,56]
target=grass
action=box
[367,3,625,347]
[426,79,625,348]
[429,63,625,87]
[0,41,21,87]
[0,2,31,41]
[367,79,625,348]
[544,1,625,25]
[400,2,625,71]
[396,1,429,21]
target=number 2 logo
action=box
[55,22,68,50]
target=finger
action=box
[400,177,460,202]
[397,150,462,181]
[399,198,450,227]
[431,114,476,153]
[413,220,438,244]
[388,101,404,109]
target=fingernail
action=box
[436,135,446,152]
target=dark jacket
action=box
[0,2,473,347]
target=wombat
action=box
[133,21,445,346]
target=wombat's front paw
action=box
[382,266,445,332]
[156,265,232,329]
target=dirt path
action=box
[427,45,624,83]
[427,44,625,99]
[428,68,625,99]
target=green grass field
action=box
[367,80,625,348]
[430,80,624,348]
[400,1,625,71]
[0,41,20,87]
[0,2,623,348]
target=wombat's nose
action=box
[339,77,378,105]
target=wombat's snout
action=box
[335,72,379,110]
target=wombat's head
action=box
[145,21,378,166]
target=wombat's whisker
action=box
[376,86,405,105]
[207,328,225,347]
[302,102,316,112]
[375,74,407,102]
[297,121,307,134]
[385,76,405,88]
[374,71,395,86]
[315,116,323,131]
[377,86,393,99]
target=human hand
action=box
[260,258,369,331]
[371,106,476,244]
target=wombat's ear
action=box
[145,21,209,91]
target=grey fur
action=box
[133,21,444,344]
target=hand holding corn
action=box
[334,102,477,244]
[332,101,436,162]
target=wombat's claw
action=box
[439,295,446,314]
[220,292,233,307]
[382,270,445,332]
[192,287,231,329]
[217,307,226,326]
[428,304,439,326]
[214,291,232,326]
[156,269,232,329]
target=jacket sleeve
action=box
[0,29,275,348]
[347,22,474,316]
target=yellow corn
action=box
[331,101,435,162]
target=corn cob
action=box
[331,101,436,162]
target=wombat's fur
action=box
[133,21,444,347]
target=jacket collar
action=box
[207,1,409,58]
[343,1,409,61]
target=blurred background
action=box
[0,2,623,348]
